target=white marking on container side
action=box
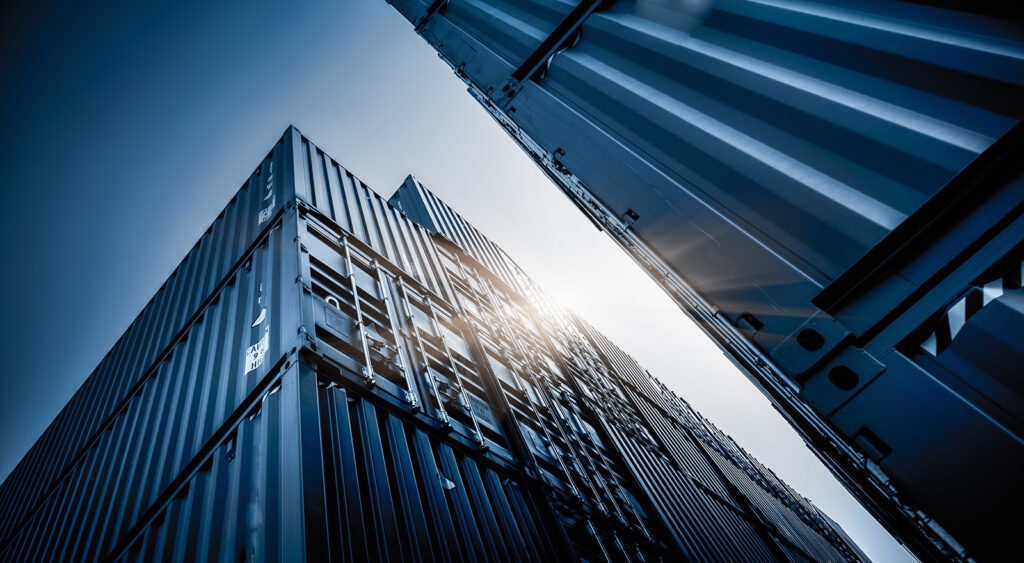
[258,197,276,224]
[251,308,267,328]
[245,326,270,374]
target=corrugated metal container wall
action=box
[111,363,314,563]
[103,361,565,563]
[292,137,456,303]
[315,382,564,562]
[0,127,863,561]
[391,177,860,562]
[258,132,685,560]
[580,316,852,563]
[0,138,296,550]
[389,176,530,294]
[0,216,302,561]
[385,0,1024,559]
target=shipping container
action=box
[384,1,1024,559]
[0,140,297,547]
[0,127,861,561]
[390,174,864,561]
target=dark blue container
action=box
[0,127,862,561]
[384,0,1024,559]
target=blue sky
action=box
[0,1,912,560]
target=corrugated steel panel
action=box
[390,176,529,294]
[579,318,674,415]
[0,127,863,561]
[706,445,841,562]
[294,136,455,303]
[108,362,320,563]
[386,0,1024,558]
[581,315,854,562]
[0,137,295,546]
[316,382,565,562]
[101,361,566,563]
[603,423,783,562]
[390,174,862,561]
[0,218,302,561]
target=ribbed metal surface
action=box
[580,320,673,418]
[109,362,316,563]
[534,0,1019,277]
[296,188,659,558]
[605,422,779,562]
[0,139,292,546]
[386,0,1024,558]
[294,138,454,303]
[581,316,852,563]
[0,127,861,561]
[389,175,529,294]
[393,178,860,561]
[0,217,301,561]
[316,383,563,562]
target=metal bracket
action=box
[500,0,607,101]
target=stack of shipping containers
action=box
[383,0,1024,560]
[0,127,862,561]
